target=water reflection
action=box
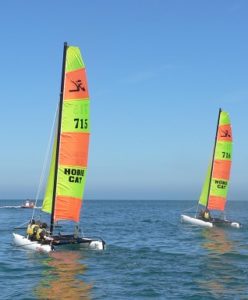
[198,227,246,298]
[35,251,92,300]
[201,227,233,253]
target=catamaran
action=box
[181,108,241,228]
[13,43,105,252]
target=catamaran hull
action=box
[80,239,105,250]
[229,222,240,228]
[13,233,52,253]
[181,215,213,227]
[13,233,105,253]
[52,235,106,250]
[58,239,105,250]
[181,215,241,228]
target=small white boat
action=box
[181,109,241,229]
[21,200,35,209]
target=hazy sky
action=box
[0,0,247,200]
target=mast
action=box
[205,107,222,209]
[50,42,68,234]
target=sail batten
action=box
[198,110,232,211]
[42,45,90,223]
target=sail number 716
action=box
[222,152,231,159]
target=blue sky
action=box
[0,0,247,200]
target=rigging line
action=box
[31,104,59,220]
[182,205,197,213]
[195,204,200,218]
[14,220,30,229]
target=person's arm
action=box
[44,231,54,241]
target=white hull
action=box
[52,236,105,250]
[181,215,241,228]
[229,222,241,228]
[13,233,52,253]
[80,240,105,250]
[13,233,105,252]
[181,215,213,227]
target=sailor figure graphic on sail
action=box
[69,79,86,92]
[220,129,231,138]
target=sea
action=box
[0,199,248,300]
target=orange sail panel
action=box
[42,46,90,222]
[207,195,226,211]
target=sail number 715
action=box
[74,118,88,129]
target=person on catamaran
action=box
[26,219,39,241]
[36,223,53,242]
[199,209,212,222]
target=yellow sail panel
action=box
[42,134,57,214]
[54,46,90,222]
[198,163,211,207]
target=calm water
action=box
[0,200,248,299]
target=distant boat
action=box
[21,200,35,209]
[181,108,241,228]
[13,43,105,252]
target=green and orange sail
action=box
[199,109,232,211]
[42,43,90,231]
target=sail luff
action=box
[50,42,68,234]
[206,108,222,208]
